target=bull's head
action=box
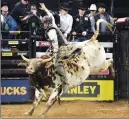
[20,55,53,75]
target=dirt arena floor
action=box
[1,100,129,118]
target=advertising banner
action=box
[1,79,114,102]
[1,80,31,103]
[61,80,114,101]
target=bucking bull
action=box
[18,19,115,117]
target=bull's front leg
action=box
[38,85,62,117]
[25,88,45,116]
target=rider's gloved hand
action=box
[64,33,67,38]
[72,31,76,35]
[82,31,87,36]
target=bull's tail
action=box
[96,19,113,33]
[91,19,113,41]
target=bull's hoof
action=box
[109,67,115,79]
[24,111,33,116]
[111,72,115,79]
[38,113,47,118]
[110,69,115,79]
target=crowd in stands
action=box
[1,0,116,41]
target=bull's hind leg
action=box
[108,59,115,78]
[104,59,115,78]
[25,88,45,116]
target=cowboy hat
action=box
[89,4,97,11]
[1,2,8,8]
[1,2,8,11]
[76,2,88,10]
[60,3,71,11]
[97,3,107,9]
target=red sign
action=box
[91,69,109,75]
[38,41,50,47]
[117,17,129,23]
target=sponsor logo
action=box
[8,41,19,45]
[17,52,27,55]
[76,18,79,21]
[0,87,27,95]
[2,52,12,56]
[85,17,88,21]
[63,82,100,97]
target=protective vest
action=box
[45,26,68,46]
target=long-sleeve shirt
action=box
[5,15,18,31]
[4,14,18,38]
[59,14,73,35]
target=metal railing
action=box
[1,30,32,78]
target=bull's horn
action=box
[21,54,30,62]
[41,56,54,63]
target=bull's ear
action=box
[37,61,42,66]
[45,62,54,69]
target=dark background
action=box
[1,0,129,17]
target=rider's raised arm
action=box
[40,3,68,45]
[40,3,57,28]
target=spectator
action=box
[88,4,97,33]
[72,2,91,42]
[1,2,18,39]
[21,4,42,33]
[21,4,42,21]
[93,3,114,34]
[11,0,30,25]
[59,3,73,38]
